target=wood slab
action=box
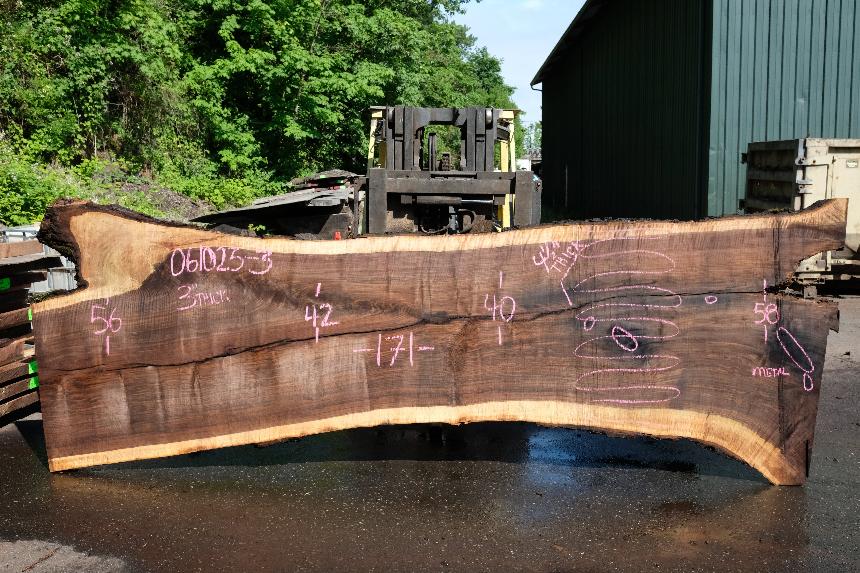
[0,391,38,418]
[0,253,61,274]
[0,378,33,402]
[0,350,36,385]
[0,307,30,333]
[0,350,38,427]
[0,336,28,368]
[0,240,43,259]
[33,200,847,483]
[0,307,32,341]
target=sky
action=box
[454,0,586,125]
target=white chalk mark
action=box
[376,333,382,367]
[315,282,321,297]
[105,335,110,356]
[387,334,404,366]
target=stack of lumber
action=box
[0,240,59,425]
[32,199,847,484]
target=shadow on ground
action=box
[14,417,764,482]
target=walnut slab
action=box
[33,199,847,483]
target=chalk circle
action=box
[776,326,815,392]
[704,295,718,305]
[610,325,639,352]
[582,316,597,331]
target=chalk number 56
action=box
[91,304,122,335]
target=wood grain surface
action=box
[33,199,847,482]
[0,337,28,368]
[0,378,33,402]
[0,308,30,333]
[0,241,43,260]
[0,391,38,418]
[0,351,35,386]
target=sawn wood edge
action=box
[47,400,804,484]
[33,198,848,311]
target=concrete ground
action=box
[0,299,857,573]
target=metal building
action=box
[532,0,860,220]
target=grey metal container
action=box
[742,138,860,288]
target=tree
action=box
[523,121,541,156]
[0,0,519,223]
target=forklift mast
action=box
[359,106,540,235]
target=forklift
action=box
[358,106,540,234]
[192,106,541,237]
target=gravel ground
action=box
[0,299,857,573]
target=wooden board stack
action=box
[0,240,59,425]
[33,199,847,484]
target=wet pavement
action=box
[0,299,858,572]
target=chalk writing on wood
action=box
[353,331,434,367]
[305,282,338,342]
[484,271,517,345]
[752,279,816,391]
[169,246,273,276]
[536,237,683,405]
[752,366,790,377]
[532,240,584,275]
[177,284,230,311]
[754,279,780,341]
[31,199,848,482]
[90,298,121,356]
[776,327,815,391]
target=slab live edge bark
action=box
[33,199,847,483]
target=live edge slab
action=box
[33,199,847,483]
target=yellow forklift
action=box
[193,106,540,237]
[359,106,539,234]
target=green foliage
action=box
[0,147,83,226]
[0,144,172,225]
[0,0,518,224]
[113,190,167,219]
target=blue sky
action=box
[454,0,585,125]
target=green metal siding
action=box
[707,0,860,216]
[540,0,710,221]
